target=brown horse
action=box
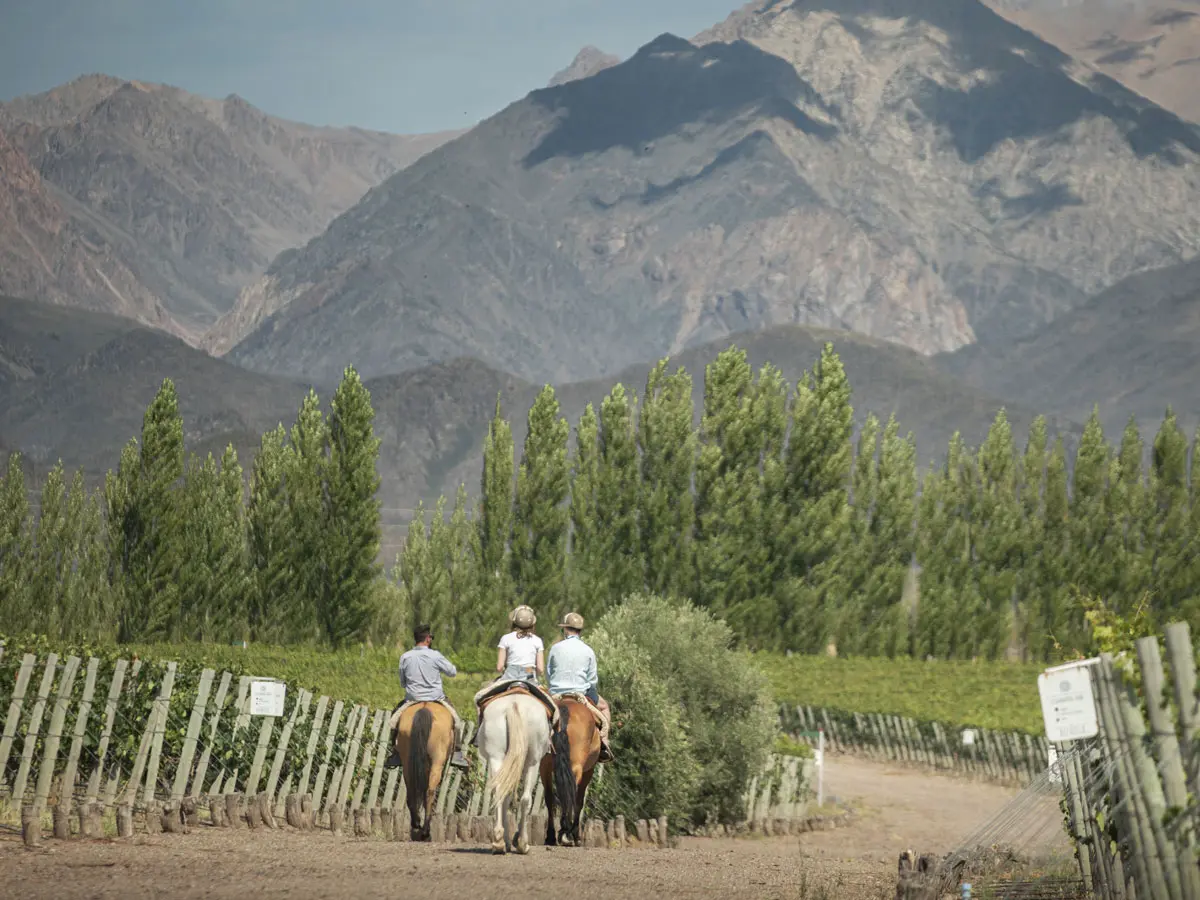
[396,702,454,841]
[539,697,601,846]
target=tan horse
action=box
[539,697,601,846]
[396,701,454,841]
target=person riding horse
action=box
[496,604,544,684]
[547,611,613,762]
[386,624,470,770]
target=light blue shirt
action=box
[547,634,597,695]
[398,646,457,702]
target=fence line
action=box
[0,645,818,845]
[779,703,1050,786]
[1052,621,1200,900]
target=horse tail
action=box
[491,701,529,803]
[407,706,434,804]
[552,702,577,829]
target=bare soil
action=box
[0,756,1030,900]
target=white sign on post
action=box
[1038,659,1099,742]
[249,679,286,717]
[961,728,976,746]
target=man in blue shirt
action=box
[547,611,613,762]
[386,624,470,770]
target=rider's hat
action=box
[558,611,585,631]
[510,605,536,630]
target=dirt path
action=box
[0,756,1031,900]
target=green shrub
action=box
[588,593,777,829]
[772,733,813,758]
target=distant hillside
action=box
[1,297,1075,538]
[0,74,463,339]
[936,255,1200,433]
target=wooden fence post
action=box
[140,662,177,805]
[83,659,128,805]
[34,656,81,811]
[170,668,214,802]
[188,670,232,800]
[0,654,36,791]
[59,658,100,808]
[11,653,59,806]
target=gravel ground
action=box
[0,756,1042,900]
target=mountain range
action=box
[2,0,1199,527]
[0,75,462,340]
[211,0,1200,389]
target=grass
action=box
[122,642,1048,734]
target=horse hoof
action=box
[516,836,530,855]
[491,842,506,855]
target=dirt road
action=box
[0,756,1031,900]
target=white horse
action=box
[477,691,552,854]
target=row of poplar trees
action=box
[0,366,384,647]
[404,344,1200,661]
[3,342,1197,660]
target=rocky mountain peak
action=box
[547,45,622,86]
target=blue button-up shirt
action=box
[547,634,597,695]
[398,646,457,702]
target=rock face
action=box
[0,126,182,338]
[548,46,622,86]
[221,0,1200,387]
[985,0,1200,123]
[0,75,463,339]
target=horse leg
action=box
[539,754,557,847]
[488,756,507,854]
[574,765,595,846]
[514,760,536,855]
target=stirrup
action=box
[449,751,470,770]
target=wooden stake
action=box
[22,806,41,848]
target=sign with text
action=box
[1038,660,1099,742]
[249,679,286,717]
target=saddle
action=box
[552,692,608,730]
[474,678,560,726]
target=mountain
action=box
[0,126,183,337]
[0,75,463,338]
[936,255,1200,434]
[219,0,1200,388]
[0,295,1073,542]
[986,0,1200,123]
[548,47,622,86]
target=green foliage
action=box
[589,593,778,828]
[511,385,570,617]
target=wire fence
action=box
[0,643,823,846]
[780,703,1051,787]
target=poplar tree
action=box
[0,454,30,617]
[1068,408,1112,607]
[287,390,328,639]
[568,403,603,616]
[247,425,298,642]
[444,484,483,645]
[511,385,570,617]
[775,344,853,652]
[973,410,1023,659]
[595,384,642,609]
[1040,436,1073,656]
[638,362,694,600]
[478,396,515,625]
[1016,417,1047,660]
[24,462,69,634]
[322,366,383,646]
[1148,410,1191,616]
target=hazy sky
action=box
[0,0,745,134]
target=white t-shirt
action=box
[498,631,543,669]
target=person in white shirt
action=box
[496,604,545,683]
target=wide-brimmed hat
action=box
[510,605,536,629]
[558,612,584,630]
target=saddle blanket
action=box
[387,697,458,731]
[474,678,560,726]
[552,692,609,729]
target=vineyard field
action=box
[761,654,1046,734]
[109,642,1048,733]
